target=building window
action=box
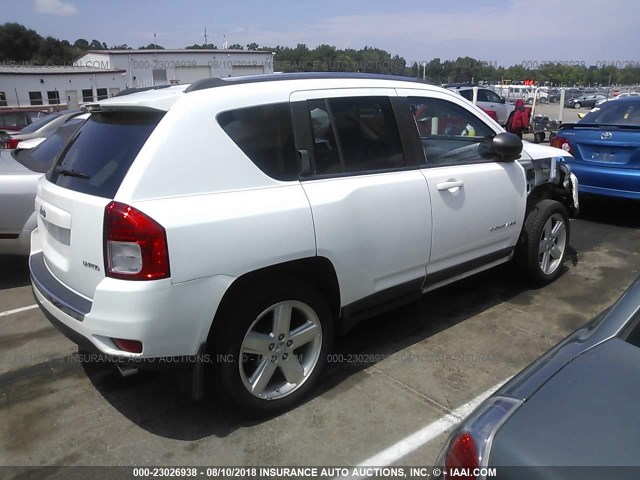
[29,91,43,106]
[96,88,108,100]
[82,89,94,103]
[0,91,7,107]
[152,69,168,84]
[47,91,60,105]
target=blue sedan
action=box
[551,97,640,200]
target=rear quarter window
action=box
[217,102,298,181]
[47,110,164,198]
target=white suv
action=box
[30,73,578,416]
[448,86,515,126]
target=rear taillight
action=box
[550,135,573,154]
[445,433,479,479]
[104,201,170,281]
[437,396,522,479]
[3,138,19,149]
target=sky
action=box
[4,0,640,68]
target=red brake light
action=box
[550,135,573,154]
[3,138,19,149]
[104,201,170,280]
[445,433,479,479]
[113,338,143,353]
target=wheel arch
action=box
[206,256,341,345]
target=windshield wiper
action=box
[56,166,91,179]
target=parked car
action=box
[595,91,640,107]
[0,117,87,255]
[0,109,50,133]
[1,109,86,149]
[447,86,515,126]
[437,275,640,477]
[30,73,578,417]
[564,94,606,109]
[551,97,640,200]
[548,88,582,103]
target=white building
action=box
[74,49,274,87]
[0,65,127,109]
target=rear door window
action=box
[47,110,163,198]
[306,96,405,175]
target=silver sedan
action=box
[0,117,86,255]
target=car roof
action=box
[92,73,440,112]
[184,72,431,92]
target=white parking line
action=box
[0,304,38,317]
[339,378,511,478]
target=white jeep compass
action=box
[30,73,578,416]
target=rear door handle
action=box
[437,179,464,191]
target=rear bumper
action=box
[30,243,236,363]
[570,162,640,200]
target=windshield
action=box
[578,101,640,127]
[18,112,60,133]
[12,119,86,173]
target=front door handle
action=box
[437,179,464,191]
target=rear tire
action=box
[533,132,545,144]
[211,279,332,417]
[515,200,570,286]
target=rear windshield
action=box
[13,119,85,173]
[46,110,164,198]
[579,101,640,127]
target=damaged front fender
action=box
[520,156,579,217]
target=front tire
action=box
[574,102,581,109]
[516,200,570,286]
[211,279,332,417]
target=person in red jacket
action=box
[507,99,530,138]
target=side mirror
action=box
[500,96,506,104]
[492,132,522,161]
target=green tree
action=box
[35,36,73,64]
[73,38,89,50]
[185,43,217,49]
[138,43,164,50]
[89,39,105,50]
[0,23,42,62]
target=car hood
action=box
[520,141,569,161]
[490,338,640,466]
[0,149,39,176]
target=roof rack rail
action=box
[184,72,431,93]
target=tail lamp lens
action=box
[104,201,170,280]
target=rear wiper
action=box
[56,166,91,179]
